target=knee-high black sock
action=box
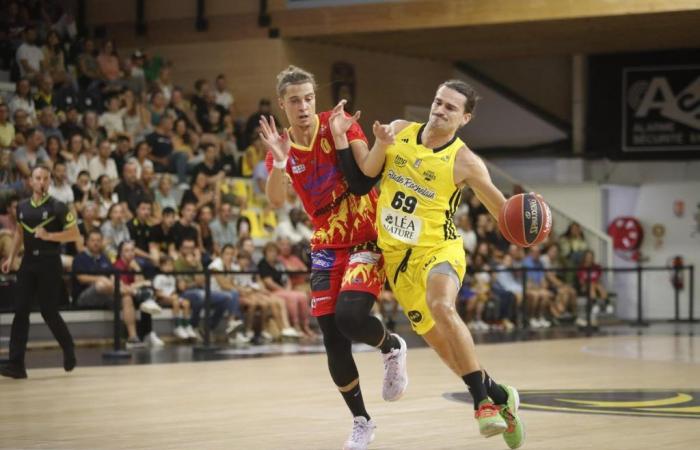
[341,382,370,420]
[484,371,509,405]
[462,370,488,410]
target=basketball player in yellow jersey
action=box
[330,80,525,448]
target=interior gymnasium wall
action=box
[467,56,573,124]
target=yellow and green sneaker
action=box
[475,401,507,438]
[499,385,525,449]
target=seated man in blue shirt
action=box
[72,229,114,308]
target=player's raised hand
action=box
[373,121,395,146]
[329,99,361,137]
[1,258,11,274]
[259,115,290,162]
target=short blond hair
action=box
[276,65,316,97]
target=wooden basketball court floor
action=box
[1,333,699,449]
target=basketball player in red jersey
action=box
[261,66,408,450]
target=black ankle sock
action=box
[483,372,508,405]
[340,383,370,420]
[378,330,400,354]
[462,370,488,410]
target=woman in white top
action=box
[100,203,131,259]
[95,174,119,220]
[8,78,36,123]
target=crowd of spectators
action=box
[0,2,610,350]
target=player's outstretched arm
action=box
[455,147,506,220]
[259,115,290,208]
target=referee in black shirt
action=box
[1,166,81,379]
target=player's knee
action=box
[428,298,457,322]
[335,291,374,336]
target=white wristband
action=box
[272,158,288,170]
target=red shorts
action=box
[309,244,385,317]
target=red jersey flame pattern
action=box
[266,111,378,250]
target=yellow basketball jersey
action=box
[377,122,464,254]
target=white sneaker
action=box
[540,318,552,328]
[139,299,162,315]
[125,337,145,349]
[261,330,273,341]
[173,326,189,340]
[529,318,542,329]
[144,331,165,348]
[343,416,376,450]
[605,304,614,315]
[228,333,251,346]
[281,327,301,338]
[225,319,244,336]
[185,325,201,340]
[475,320,489,331]
[382,333,408,402]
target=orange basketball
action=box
[498,193,552,247]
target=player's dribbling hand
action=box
[329,99,361,137]
[259,115,290,162]
[373,121,395,146]
[35,227,49,240]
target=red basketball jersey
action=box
[266,111,378,250]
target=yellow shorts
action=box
[383,241,466,335]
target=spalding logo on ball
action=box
[498,193,552,247]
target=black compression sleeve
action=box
[336,146,381,196]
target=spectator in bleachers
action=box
[234,249,299,341]
[76,201,100,249]
[541,243,577,322]
[522,246,553,328]
[149,206,178,261]
[276,236,310,294]
[96,39,121,90]
[41,30,68,87]
[48,160,73,206]
[88,139,118,182]
[258,241,313,338]
[169,86,200,133]
[13,128,49,177]
[493,253,525,328]
[147,90,168,127]
[33,74,57,111]
[127,199,156,266]
[243,98,278,149]
[0,104,15,149]
[101,202,130,258]
[456,212,477,254]
[153,255,193,340]
[37,107,62,142]
[171,118,198,167]
[577,250,610,312]
[15,26,43,81]
[237,216,252,241]
[82,110,105,143]
[241,129,265,177]
[560,222,589,267]
[146,115,188,186]
[154,63,174,103]
[208,244,249,344]
[122,88,151,142]
[154,173,177,215]
[72,229,115,309]
[11,109,30,145]
[214,74,234,111]
[71,170,92,213]
[464,253,491,331]
[128,140,150,178]
[196,204,215,260]
[126,50,147,96]
[99,94,125,139]
[275,207,312,245]
[210,202,238,255]
[0,149,22,191]
[77,38,100,91]
[193,142,224,185]
[113,240,163,348]
[172,201,201,252]
[200,91,225,134]
[181,170,216,211]
[9,78,36,124]
[58,106,83,142]
[0,193,19,234]
[114,160,148,216]
[45,135,62,165]
[174,237,238,339]
[112,135,131,175]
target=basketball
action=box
[498,193,552,247]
